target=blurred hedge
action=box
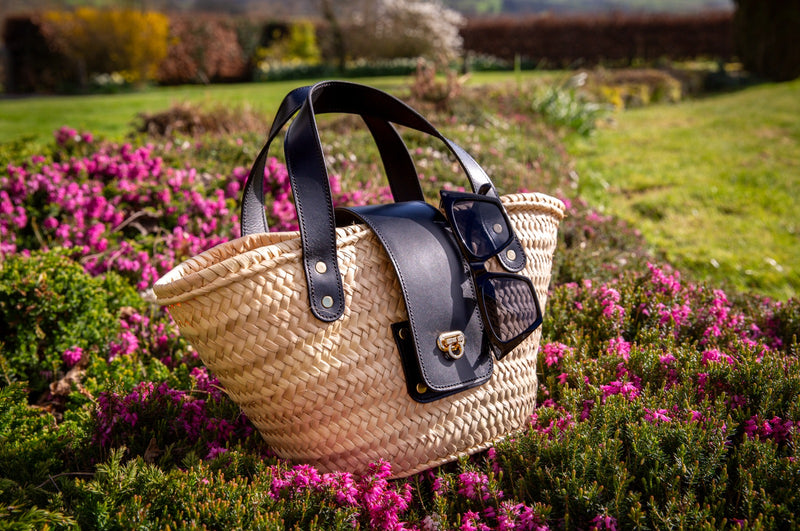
[3,9,738,94]
[460,11,735,66]
[157,13,252,85]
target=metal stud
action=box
[416,383,427,394]
[321,296,334,308]
[506,249,517,261]
[492,223,503,234]
[315,261,328,274]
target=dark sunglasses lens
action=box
[451,199,512,261]
[481,276,540,343]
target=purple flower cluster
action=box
[1,128,393,291]
[538,261,799,460]
[270,461,412,530]
[94,373,255,459]
[744,415,797,444]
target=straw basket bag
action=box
[154,81,564,478]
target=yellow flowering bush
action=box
[41,7,169,85]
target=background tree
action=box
[732,0,800,81]
[317,0,463,67]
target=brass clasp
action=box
[437,330,465,360]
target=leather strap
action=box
[243,80,526,321]
[240,86,424,236]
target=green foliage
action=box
[532,77,610,136]
[0,251,142,396]
[0,383,90,487]
[255,20,322,82]
[61,449,361,530]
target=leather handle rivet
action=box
[398,328,407,340]
[315,261,328,274]
[506,249,517,261]
[321,296,334,308]
[493,223,503,234]
[416,383,427,394]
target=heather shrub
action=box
[0,250,141,396]
[0,383,90,487]
[551,196,658,286]
[135,102,268,138]
[40,8,169,86]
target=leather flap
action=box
[336,202,492,402]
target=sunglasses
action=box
[440,190,543,359]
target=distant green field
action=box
[570,79,800,300]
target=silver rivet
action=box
[493,223,503,234]
[506,249,517,261]
[416,383,428,394]
[399,328,408,340]
[321,296,334,308]
[315,261,328,274]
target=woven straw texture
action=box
[154,192,564,478]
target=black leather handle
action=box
[291,81,500,196]
[240,85,424,236]
[279,81,524,322]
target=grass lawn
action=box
[569,79,800,300]
[0,76,414,144]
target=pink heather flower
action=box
[431,474,448,496]
[108,330,139,360]
[607,337,631,360]
[206,444,228,460]
[458,471,491,502]
[557,372,569,385]
[745,416,796,444]
[461,510,490,531]
[591,514,619,531]
[656,302,692,328]
[597,285,625,322]
[701,348,735,366]
[487,447,502,476]
[647,262,681,296]
[580,399,595,421]
[659,354,676,365]
[600,380,640,402]
[518,503,550,531]
[727,394,747,409]
[62,346,84,367]
[643,408,672,424]
[541,342,571,368]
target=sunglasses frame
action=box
[440,190,543,359]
